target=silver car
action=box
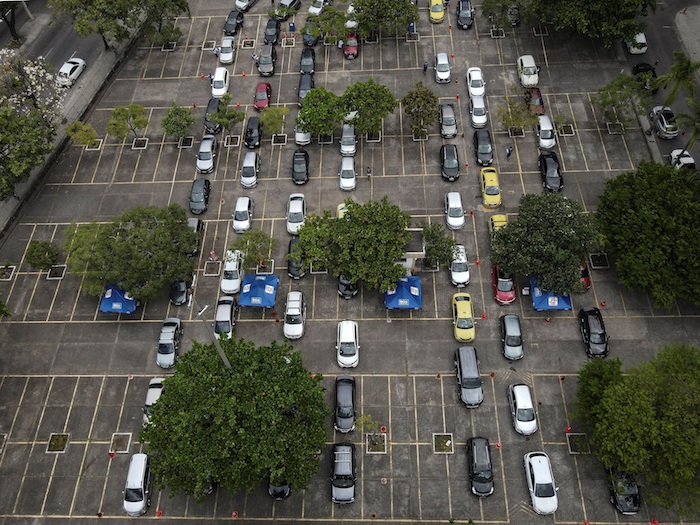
[469,95,488,128]
[508,383,537,435]
[434,52,451,83]
[500,314,523,360]
[439,103,457,138]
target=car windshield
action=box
[448,207,462,218]
[443,115,455,125]
[478,143,492,154]
[540,129,553,139]
[535,482,555,498]
[517,407,535,421]
[463,377,481,388]
[339,342,356,356]
[213,80,225,89]
[124,487,143,503]
[337,404,353,417]
[288,211,304,222]
[472,106,486,117]
[341,169,354,179]
[522,66,537,75]
[452,261,468,272]
[470,78,483,88]
[457,317,473,329]
[497,278,513,291]
[285,313,302,324]
[614,478,639,496]
[221,44,233,53]
[431,3,443,11]
[505,334,521,346]
[472,469,492,483]
[158,342,175,355]
[255,91,267,100]
[485,185,499,196]
[223,269,239,280]
[215,320,231,334]
[341,135,355,145]
[444,157,458,169]
[259,54,272,65]
[301,56,313,65]
[242,167,255,179]
[346,38,358,46]
[198,150,212,161]
[333,475,354,488]
[293,160,305,173]
[531,96,543,105]
[437,63,450,72]
[191,191,204,202]
[590,332,606,344]
[234,210,248,221]
[459,7,472,17]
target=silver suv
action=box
[331,443,356,503]
[156,318,182,369]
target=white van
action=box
[123,453,152,516]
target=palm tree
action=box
[676,97,700,156]
[655,50,700,105]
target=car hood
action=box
[588,340,608,356]
[533,495,558,515]
[170,287,187,305]
[472,478,494,496]
[504,343,523,360]
[451,269,470,286]
[460,385,483,407]
[515,418,537,435]
[123,499,146,516]
[477,151,493,165]
[156,348,176,368]
[613,492,640,514]
[221,278,241,294]
[335,414,355,432]
[190,200,207,213]
[545,174,562,190]
[283,322,304,339]
[337,352,359,368]
[332,485,355,503]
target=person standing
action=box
[423,61,428,74]
[213,46,219,57]
[506,146,513,158]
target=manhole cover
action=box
[47,433,70,453]
[110,433,132,453]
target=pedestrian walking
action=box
[213,46,219,57]
[423,61,428,74]
[251,53,259,64]
[338,39,344,49]
[366,166,371,180]
[506,146,513,158]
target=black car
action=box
[334,376,356,433]
[302,17,320,46]
[440,144,460,181]
[244,117,262,148]
[169,274,192,306]
[264,18,281,45]
[223,10,244,36]
[298,73,314,106]
[203,98,221,134]
[608,469,640,515]
[300,47,315,74]
[632,63,658,94]
[292,149,309,184]
[338,275,358,299]
[579,307,609,357]
[467,437,494,497]
[473,130,493,166]
[287,239,306,279]
[268,481,291,500]
[538,151,563,192]
[189,178,211,214]
[456,0,474,29]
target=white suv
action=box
[336,320,359,367]
[221,250,244,294]
[283,291,306,339]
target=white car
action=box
[308,0,324,15]
[626,32,648,54]
[339,156,356,191]
[219,36,235,64]
[295,126,312,146]
[211,67,230,98]
[57,57,86,87]
[469,94,488,128]
[444,192,465,230]
[235,0,258,10]
[156,318,182,369]
[345,3,358,29]
[434,52,451,83]
[286,193,306,234]
[221,250,244,294]
[196,134,217,174]
[214,296,235,340]
[508,384,537,435]
[283,291,306,339]
[336,320,359,367]
[466,67,485,97]
[232,196,253,232]
[517,55,539,87]
[524,452,558,515]
[669,149,696,170]
[142,377,165,425]
[536,115,556,149]
[450,244,470,286]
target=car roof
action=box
[453,244,467,261]
[214,67,227,77]
[436,52,448,61]
[235,196,250,209]
[446,191,462,205]
[503,313,521,332]
[527,452,553,482]
[519,54,536,65]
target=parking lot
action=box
[1,0,699,522]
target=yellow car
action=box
[452,292,476,342]
[488,214,507,235]
[429,0,445,23]
[480,167,501,208]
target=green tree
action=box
[596,161,700,307]
[141,338,329,500]
[260,106,290,135]
[66,121,100,148]
[0,289,11,317]
[0,107,55,199]
[494,91,537,131]
[491,192,599,294]
[314,6,347,42]
[401,82,439,136]
[593,73,651,126]
[353,0,418,37]
[229,229,277,269]
[297,196,411,292]
[296,87,344,137]
[529,0,650,48]
[676,97,700,157]
[106,104,149,140]
[574,358,623,429]
[142,0,190,45]
[482,0,525,29]
[211,93,245,135]
[25,240,59,270]
[421,222,456,267]
[341,78,398,136]
[161,102,195,139]
[62,204,197,301]
[654,50,700,105]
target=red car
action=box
[491,264,516,305]
[343,33,359,59]
[525,87,545,115]
[253,82,272,111]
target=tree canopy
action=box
[161,102,195,139]
[654,50,700,105]
[141,338,329,500]
[401,82,439,135]
[296,87,344,137]
[62,204,197,301]
[491,192,599,294]
[594,72,651,126]
[575,344,700,516]
[597,161,700,307]
[296,196,411,292]
[353,0,418,37]
[342,77,398,135]
[107,104,149,139]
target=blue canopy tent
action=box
[384,276,422,310]
[239,274,279,308]
[99,284,138,314]
[530,277,572,311]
